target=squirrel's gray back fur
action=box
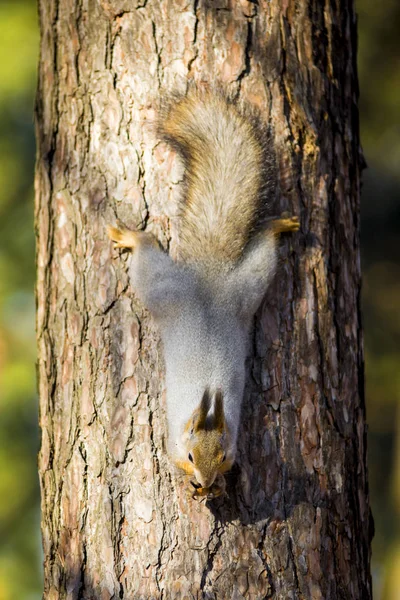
[128,234,277,461]
[159,89,267,266]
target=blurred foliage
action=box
[358,0,400,179]
[358,0,400,596]
[0,1,40,599]
[0,0,398,599]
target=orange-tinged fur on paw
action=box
[107,226,139,249]
[269,213,300,236]
[107,226,159,250]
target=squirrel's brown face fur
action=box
[190,431,227,488]
[185,389,230,488]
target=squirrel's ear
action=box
[194,388,211,431]
[214,389,225,432]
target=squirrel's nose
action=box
[198,474,215,488]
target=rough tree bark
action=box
[35,0,371,598]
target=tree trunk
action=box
[35,0,371,598]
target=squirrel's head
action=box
[184,388,230,489]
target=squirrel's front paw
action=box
[189,481,207,500]
[208,474,226,499]
[190,474,226,501]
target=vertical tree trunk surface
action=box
[35,0,371,598]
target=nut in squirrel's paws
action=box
[190,474,227,501]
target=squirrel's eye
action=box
[188,453,194,463]
[222,453,226,463]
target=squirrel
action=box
[107,89,299,500]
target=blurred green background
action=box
[0,1,398,598]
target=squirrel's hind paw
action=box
[270,214,300,235]
[107,226,138,249]
[107,226,159,251]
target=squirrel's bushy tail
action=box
[159,89,266,265]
